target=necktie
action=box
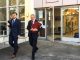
[12,20,15,25]
[32,20,35,24]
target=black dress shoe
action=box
[32,58,35,60]
[32,55,35,60]
[11,54,16,59]
[35,48,38,53]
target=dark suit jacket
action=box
[27,20,41,37]
[8,18,21,36]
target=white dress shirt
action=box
[32,20,35,24]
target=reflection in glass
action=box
[36,9,45,37]
[19,6,25,21]
[0,0,6,7]
[0,23,7,35]
[54,8,61,40]
[21,22,25,36]
[47,8,53,38]
[63,7,79,38]
[9,0,16,6]
[19,0,24,5]
[0,8,6,21]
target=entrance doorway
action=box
[35,8,53,40]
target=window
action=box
[19,6,25,21]
[20,22,25,36]
[63,6,79,38]
[0,0,25,36]
[0,0,6,7]
[0,8,6,21]
[35,9,46,37]
[0,8,6,35]
[0,23,7,35]
[9,0,16,6]
[46,8,53,38]
[19,0,25,5]
[19,6,25,36]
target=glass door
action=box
[35,8,53,39]
[35,8,46,38]
[46,8,53,40]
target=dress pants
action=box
[9,35,18,55]
[29,32,38,59]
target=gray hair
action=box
[31,14,35,17]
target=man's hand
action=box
[34,28,38,31]
[7,23,10,27]
[31,28,38,31]
[30,28,33,31]
[18,35,20,38]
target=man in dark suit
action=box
[8,12,21,58]
[27,14,41,60]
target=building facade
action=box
[34,0,80,42]
[0,0,34,43]
[0,0,80,44]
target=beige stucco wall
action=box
[34,0,80,8]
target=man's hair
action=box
[11,12,17,15]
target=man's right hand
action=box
[7,23,10,27]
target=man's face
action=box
[11,14,17,19]
[31,15,35,21]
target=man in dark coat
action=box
[8,12,21,58]
[27,14,41,60]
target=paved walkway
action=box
[0,40,80,60]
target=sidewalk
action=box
[0,40,80,60]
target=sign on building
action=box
[46,0,59,3]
